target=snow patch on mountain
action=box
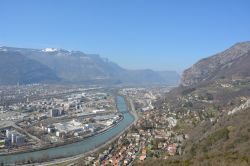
[42,48,58,52]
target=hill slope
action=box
[182,41,250,86]
[138,108,250,166]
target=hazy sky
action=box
[1,0,250,72]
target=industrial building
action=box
[54,119,95,137]
[49,108,64,117]
[5,129,25,147]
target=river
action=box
[0,96,135,165]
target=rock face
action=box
[228,99,250,115]
[181,41,250,86]
[0,46,180,86]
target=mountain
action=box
[0,46,180,86]
[0,50,59,85]
[182,41,250,86]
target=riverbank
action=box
[0,114,124,157]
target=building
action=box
[11,133,16,144]
[168,144,177,156]
[16,135,25,146]
[47,125,55,133]
[49,108,64,117]
[37,114,47,120]
[6,129,11,139]
[5,129,25,146]
[58,108,64,115]
[139,155,146,161]
[50,109,59,117]
[0,140,5,149]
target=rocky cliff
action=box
[182,41,250,86]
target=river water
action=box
[0,96,135,165]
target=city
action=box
[0,85,119,155]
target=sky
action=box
[1,0,250,73]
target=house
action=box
[139,155,146,161]
[168,144,177,156]
[141,148,147,156]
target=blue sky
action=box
[1,0,250,72]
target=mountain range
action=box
[0,46,180,86]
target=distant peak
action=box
[0,47,8,52]
[235,41,250,45]
[230,41,250,50]
[42,48,58,52]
